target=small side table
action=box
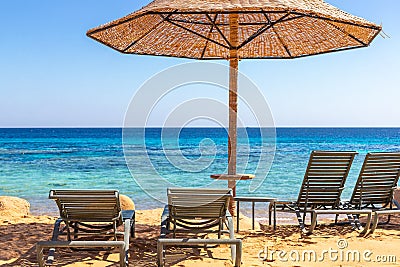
[234,196,277,232]
[210,174,255,215]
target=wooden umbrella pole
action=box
[228,13,239,215]
[228,57,238,176]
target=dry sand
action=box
[1,208,400,267]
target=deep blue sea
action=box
[1,128,400,215]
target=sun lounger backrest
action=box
[350,152,400,207]
[297,151,357,208]
[167,188,232,219]
[49,189,121,223]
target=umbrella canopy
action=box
[87,0,381,212]
[87,0,381,59]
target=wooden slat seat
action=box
[269,151,358,234]
[304,152,400,235]
[344,152,400,233]
[348,153,400,209]
[160,187,238,265]
[36,189,135,266]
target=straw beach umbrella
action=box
[87,0,381,213]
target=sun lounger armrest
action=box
[122,210,135,238]
[160,205,170,238]
[122,210,135,220]
[51,218,63,241]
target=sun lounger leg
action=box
[131,212,135,238]
[360,212,372,235]
[370,210,400,234]
[235,240,242,267]
[36,244,44,267]
[273,202,276,230]
[119,244,125,267]
[307,211,318,234]
[123,219,131,266]
[370,213,380,234]
[294,208,308,234]
[268,204,272,226]
[385,214,392,224]
[157,240,164,267]
[43,218,64,264]
[226,213,236,262]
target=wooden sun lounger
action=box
[345,152,400,234]
[306,152,400,235]
[269,151,358,234]
[36,189,135,267]
[159,188,239,266]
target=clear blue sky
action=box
[0,0,399,127]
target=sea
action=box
[1,128,400,216]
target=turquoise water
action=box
[1,128,400,215]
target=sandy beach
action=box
[1,206,400,267]
[1,0,398,266]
